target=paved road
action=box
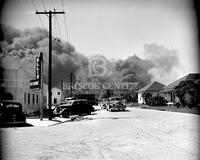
[1,107,199,160]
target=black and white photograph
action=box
[0,0,200,159]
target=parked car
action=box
[0,100,26,124]
[107,101,126,111]
[53,99,94,118]
[99,102,107,109]
[99,98,109,109]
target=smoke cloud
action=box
[115,44,180,86]
[0,25,180,89]
[143,43,180,84]
[115,55,154,88]
[0,25,88,87]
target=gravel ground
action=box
[127,104,200,115]
[0,107,199,160]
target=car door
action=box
[79,101,87,113]
[77,101,84,113]
[72,101,79,114]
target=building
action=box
[137,81,165,104]
[161,73,200,103]
[1,68,48,115]
[52,87,62,105]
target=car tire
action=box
[62,110,69,118]
[87,111,91,115]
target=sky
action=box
[0,0,199,82]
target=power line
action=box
[55,13,61,38]
[50,0,59,38]
[54,15,58,37]
[61,0,69,41]
[38,14,46,30]
[41,0,47,11]
[31,0,37,10]
[31,0,46,31]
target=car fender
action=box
[61,108,69,113]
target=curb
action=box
[26,115,81,127]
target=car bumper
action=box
[0,120,26,125]
[109,107,126,110]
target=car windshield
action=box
[1,103,22,113]
[65,101,74,105]
[5,104,20,108]
[80,101,87,104]
[102,99,108,102]
[110,97,121,101]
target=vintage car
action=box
[53,99,94,118]
[0,100,26,125]
[99,98,109,109]
[106,97,126,111]
[99,102,107,109]
[106,101,126,111]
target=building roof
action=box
[138,81,165,93]
[161,73,200,92]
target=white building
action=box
[137,81,165,105]
[1,69,48,115]
[51,87,62,105]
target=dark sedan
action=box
[0,100,26,125]
[53,99,94,118]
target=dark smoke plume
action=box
[0,25,88,87]
[115,44,180,86]
[115,55,154,88]
[0,25,180,89]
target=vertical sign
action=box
[36,56,41,80]
[35,54,42,89]
[30,53,42,89]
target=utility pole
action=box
[70,72,73,97]
[39,52,43,121]
[61,80,63,102]
[36,10,65,120]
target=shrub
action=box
[141,93,167,106]
[141,92,152,105]
[149,95,167,106]
[175,80,197,107]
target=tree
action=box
[150,95,167,106]
[141,92,152,105]
[175,80,197,108]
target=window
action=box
[24,93,26,103]
[58,92,60,95]
[28,93,30,104]
[36,95,39,103]
[33,94,35,103]
[54,98,57,104]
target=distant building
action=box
[1,69,48,115]
[161,73,200,103]
[51,87,61,105]
[137,81,165,104]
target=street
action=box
[1,107,199,160]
